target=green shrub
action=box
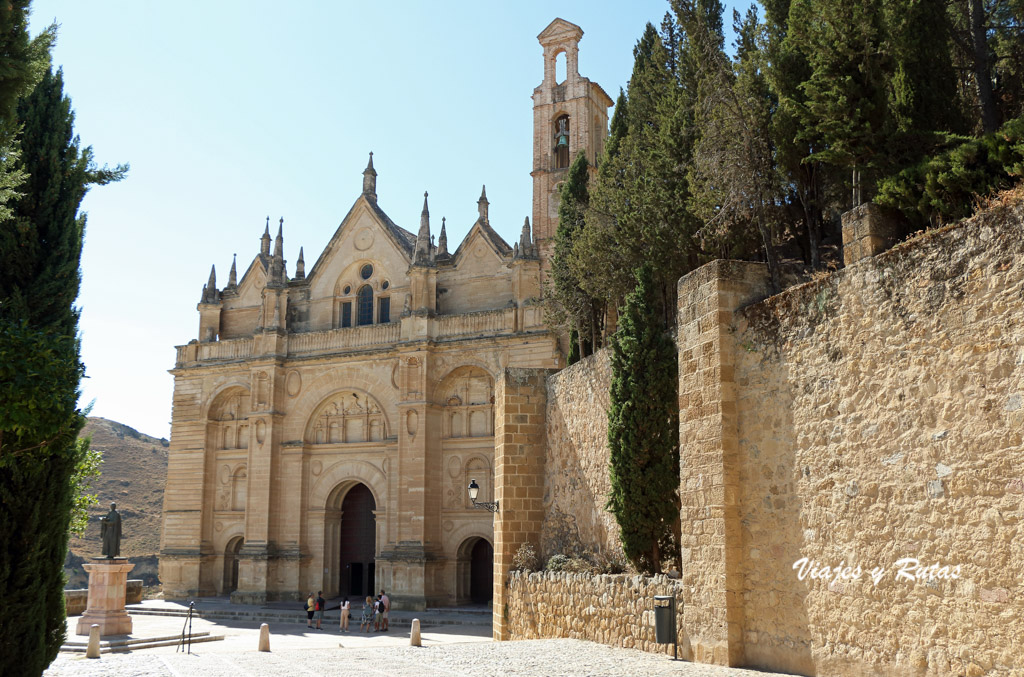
[877,116,1024,227]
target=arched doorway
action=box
[326,483,377,599]
[456,536,493,605]
[470,538,493,604]
[223,536,243,594]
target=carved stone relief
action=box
[307,391,387,444]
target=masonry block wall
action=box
[676,260,772,666]
[542,350,624,564]
[678,200,1024,676]
[493,367,551,641]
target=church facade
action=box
[159,18,611,609]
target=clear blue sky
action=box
[29,1,742,438]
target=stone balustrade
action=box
[286,322,401,356]
[175,307,543,367]
[435,308,515,338]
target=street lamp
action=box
[468,479,499,513]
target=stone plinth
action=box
[76,558,134,636]
[841,202,902,265]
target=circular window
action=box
[343,285,351,295]
[360,264,373,280]
[382,280,390,290]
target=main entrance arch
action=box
[324,482,377,599]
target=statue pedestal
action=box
[76,558,134,636]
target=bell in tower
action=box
[530,18,614,270]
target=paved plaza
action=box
[46,603,789,677]
[48,639,786,677]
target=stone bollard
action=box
[86,624,101,659]
[258,623,271,652]
[410,618,421,647]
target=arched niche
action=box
[208,386,251,451]
[463,454,492,508]
[437,366,494,439]
[305,389,389,445]
[230,465,247,511]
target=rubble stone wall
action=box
[719,201,1024,675]
[542,350,624,565]
[506,571,685,655]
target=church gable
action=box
[440,222,515,314]
[305,196,414,303]
[449,222,509,276]
[228,257,267,309]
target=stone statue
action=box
[100,503,122,558]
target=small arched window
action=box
[357,285,374,326]
[554,115,570,169]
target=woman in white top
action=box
[339,597,350,631]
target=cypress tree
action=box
[578,21,701,324]
[606,263,679,574]
[547,150,601,362]
[0,66,124,675]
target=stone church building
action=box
[159,18,612,609]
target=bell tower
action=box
[531,18,614,269]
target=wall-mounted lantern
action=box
[468,478,499,513]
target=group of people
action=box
[306,589,390,633]
[358,590,390,632]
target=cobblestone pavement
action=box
[47,638,788,677]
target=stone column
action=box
[234,363,283,605]
[493,367,551,641]
[677,260,770,666]
[76,559,135,636]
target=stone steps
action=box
[60,631,224,654]
[125,606,490,627]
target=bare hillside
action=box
[64,417,168,588]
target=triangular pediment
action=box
[231,255,268,306]
[306,195,415,285]
[451,219,511,271]
[538,18,583,44]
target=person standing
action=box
[314,591,326,630]
[373,595,382,631]
[339,597,350,632]
[379,589,390,631]
[305,592,315,628]
[360,596,373,632]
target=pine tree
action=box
[606,264,679,574]
[0,66,125,675]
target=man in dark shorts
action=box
[314,590,326,630]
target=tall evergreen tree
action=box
[576,21,701,324]
[0,66,125,675]
[688,4,783,291]
[546,150,602,362]
[606,264,679,574]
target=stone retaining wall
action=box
[543,350,623,564]
[506,570,684,655]
[679,199,1024,675]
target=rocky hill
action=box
[64,417,168,588]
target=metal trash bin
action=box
[653,595,677,659]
